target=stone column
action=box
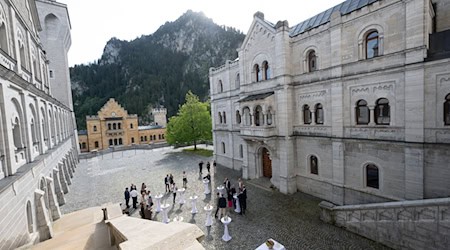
[331,140,345,205]
[66,154,74,174]
[34,189,53,241]
[58,162,69,193]
[311,109,316,125]
[53,167,65,205]
[69,151,77,169]
[368,106,376,126]
[45,177,61,221]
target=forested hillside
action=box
[71,10,245,129]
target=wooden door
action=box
[262,148,272,178]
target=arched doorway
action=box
[262,147,272,178]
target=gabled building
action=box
[210,0,450,205]
[78,98,166,152]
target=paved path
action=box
[63,146,390,249]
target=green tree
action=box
[166,91,212,150]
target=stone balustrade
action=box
[319,198,450,249]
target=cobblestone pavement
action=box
[63,146,390,250]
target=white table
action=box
[160,203,171,224]
[233,194,241,213]
[154,194,163,212]
[217,185,225,196]
[255,239,286,250]
[203,179,211,194]
[204,205,213,226]
[221,217,232,242]
[172,215,183,222]
[177,188,186,204]
[190,195,198,214]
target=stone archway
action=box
[262,147,272,178]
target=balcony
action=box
[106,129,124,136]
[427,29,450,61]
[240,125,277,138]
[0,49,16,71]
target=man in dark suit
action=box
[164,174,169,192]
[240,185,247,215]
[124,187,130,208]
[224,178,231,191]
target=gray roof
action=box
[289,0,380,37]
[138,125,163,130]
[239,91,274,102]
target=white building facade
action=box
[0,0,78,248]
[210,0,450,206]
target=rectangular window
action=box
[49,70,54,78]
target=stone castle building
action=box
[210,0,450,206]
[0,0,79,249]
[78,98,167,152]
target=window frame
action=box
[310,155,318,175]
[356,100,370,125]
[315,103,324,125]
[365,31,379,59]
[365,163,380,189]
[308,50,317,72]
[303,104,312,125]
[375,98,390,125]
[444,94,450,125]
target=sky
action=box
[59,0,345,67]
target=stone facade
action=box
[210,0,450,205]
[78,98,167,152]
[0,0,79,249]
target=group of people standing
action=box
[215,177,247,219]
[122,158,249,221]
[124,183,154,219]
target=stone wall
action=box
[319,198,450,249]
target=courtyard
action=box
[62,146,389,249]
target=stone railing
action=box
[240,126,277,137]
[319,198,450,249]
[0,49,16,70]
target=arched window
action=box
[131,137,135,143]
[375,98,390,125]
[26,201,33,233]
[315,103,324,125]
[254,105,263,126]
[162,134,165,139]
[444,94,450,125]
[144,136,147,141]
[113,123,117,130]
[239,144,243,158]
[94,141,99,148]
[366,164,379,189]
[30,118,37,143]
[18,30,27,69]
[114,138,118,145]
[81,142,86,149]
[93,125,97,132]
[153,135,156,140]
[118,123,121,130]
[223,112,226,124]
[159,134,161,140]
[267,109,273,125]
[235,73,240,88]
[356,100,369,125]
[0,6,7,52]
[218,112,222,124]
[130,123,133,129]
[243,107,251,126]
[108,123,111,130]
[222,142,226,154]
[262,61,270,80]
[366,31,379,59]
[13,117,23,149]
[308,50,317,72]
[310,155,318,175]
[236,110,241,124]
[254,64,261,82]
[109,139,113,146]
[303,105,311,124]
[118,138,122,145]
[140,136,143,142]
[218,80,223,93]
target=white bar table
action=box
[204,204,213,226]
[190,195,198,214]
[233,194,241,213]
[217,185,225,196]
[154,194,163,212]
[178,188,186,204]
[203,179,211,194]
[161,203,171,223]
[221,216,232,242]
